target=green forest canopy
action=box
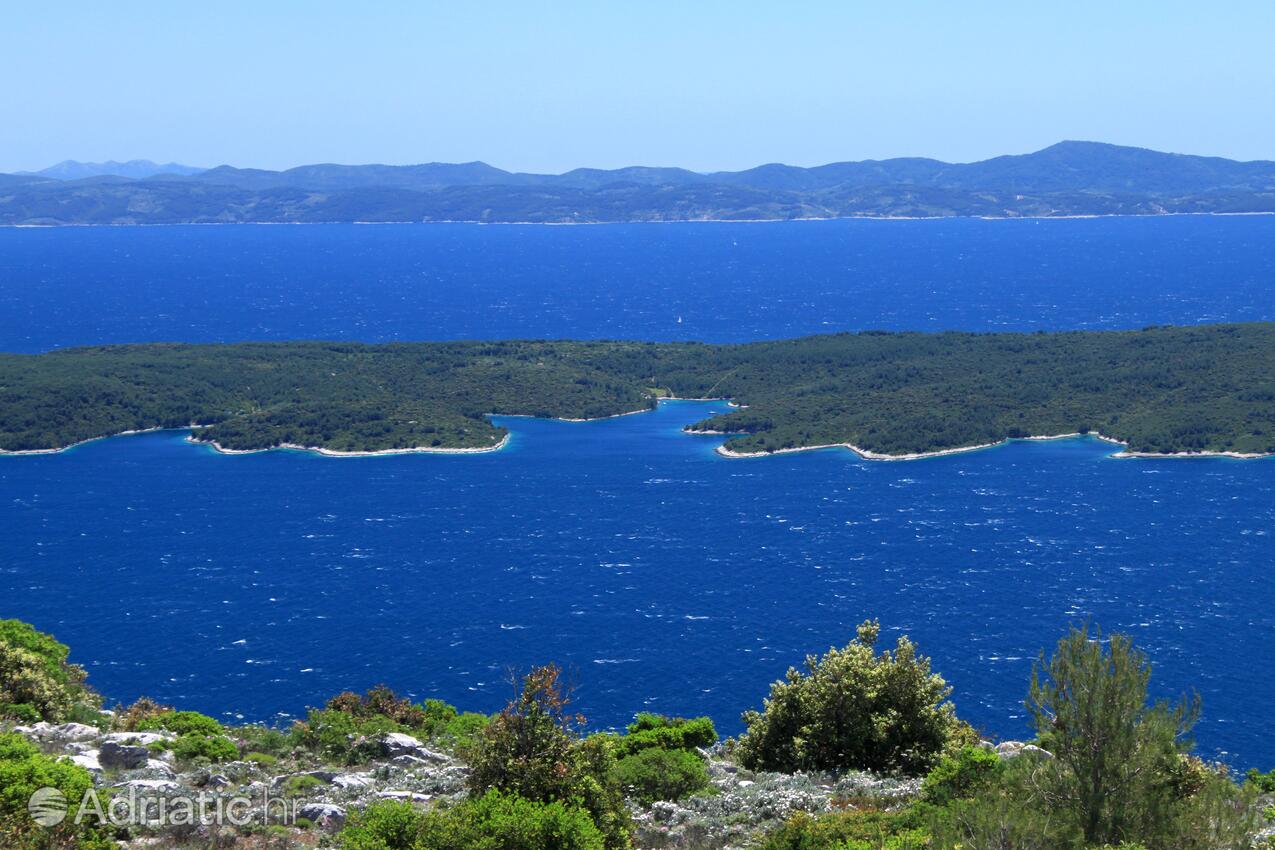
[1,323,1274,457]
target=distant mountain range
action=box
[3,142,1274,225]
[17,159,206,181]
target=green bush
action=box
[291,688,487,763]
[235,724,291,757]
[436,710,491,751]
[467,665,630,850]
[736,620,961,775]
[758,809,930,850]
[291,707,401,764]
[0,620,98,723]
[171,733,238,764]
[933,625,1261,850]
[0,732,115,850]
[612,713,717,758]
[1028,624,1202,846]
[338,799,427,849]
[338,791,605,850]
[136,709,223,737]
[610,747,711,804]
[920,746,1002,806]
[326,686,431,729]
[112,696,173,731]
[245,751,279,767]
[1247,767,1275,794]
[0,703,40,724]
[931,760,1072,850]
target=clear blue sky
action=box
[3,1,1272,173]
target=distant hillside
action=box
[2,142,1274,225]
[20,159,205,181]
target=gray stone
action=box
[51,722,100,742]
[298,803,346,832]
[991,740,1053,760]
[377,790,432,803]
[115,779,181,793]
[67,752,103,774]
[381,732,425,757]
[332,773,375,789]
[391,754,430,768]
[102,731,171,747]
[99,740,150,769]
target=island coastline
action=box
[191,432,511,457]
[710,432,1272,462]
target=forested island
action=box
[2,323,1274,458]
[4,141,1275,225]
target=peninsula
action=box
[2,324,1274,459]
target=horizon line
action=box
[11,139,1275,180]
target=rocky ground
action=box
[9,717,938,849]
[12,720,1272,849]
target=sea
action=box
[1,216,1273,768]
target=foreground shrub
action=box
[758,808,930,850]
[1029,623,1202,845]
[1246,767,1275,794]
[291,706,402,764]
[737,620,961,775]
[612,713,717,758]
[0,620,98,723]
[292,687,488,763]
[235,723,291,757]
[112,696,174,731]
[931,758,1073,850]
[920,745,1002,806]
[171,732,238,763]
[934,625,1260,850]
[0,732,115,850]
[136,709,223,736]
[467,664,630,849]
[326,686,431,729]
[338,791,604,850]
[610,747,711,804]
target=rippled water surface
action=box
[3,402,1273,766]
[2,216,1274,353]
[2,217,1274,768]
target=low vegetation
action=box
[0,619,100,724]
[603,714,717,805]
[2,619,1272,849]
[3,324,1275,458]
[0,732,116,849]
[338,790,607,850]
[291,686,489,764]
[465,664,631,849]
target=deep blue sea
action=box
[2,217,1275,352]
[2,218,1274,768]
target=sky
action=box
[3,1,1273,173]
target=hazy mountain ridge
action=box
[18,159,206,180]
[3,142,1274,225]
